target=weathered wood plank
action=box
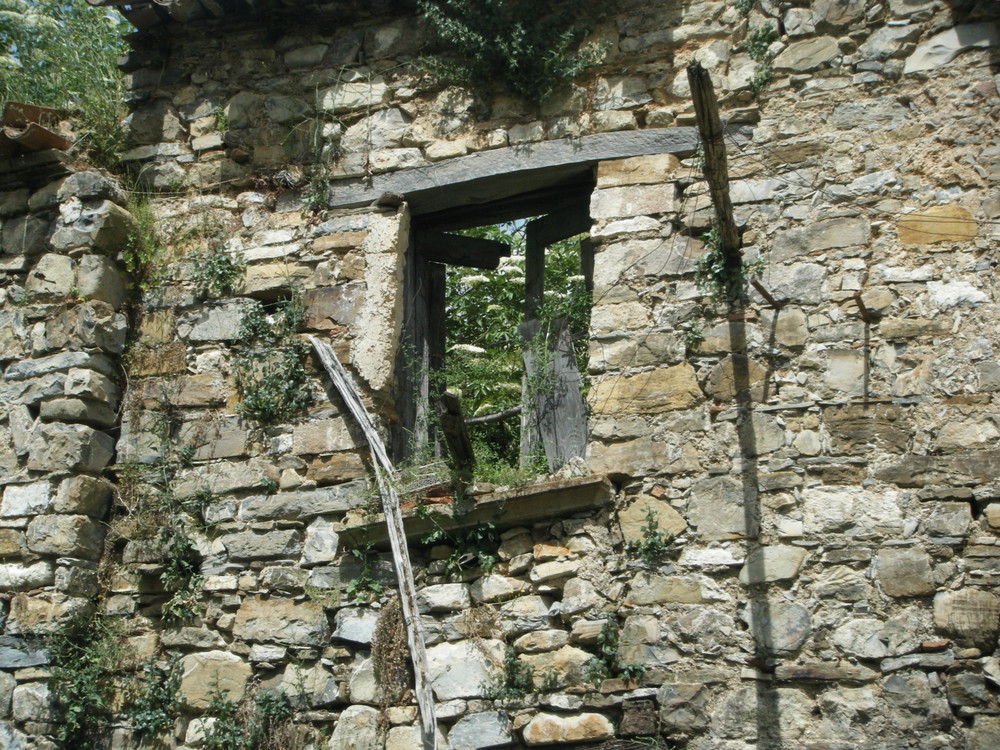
[340,475,614,548]
[325,128,750,214]
[415,230,511,269]
[688,62,742,301]
[309,336,438,750]
[439,391,475,479]
[521,319,587,472]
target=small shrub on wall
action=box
[416,0,606,102]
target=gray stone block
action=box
[26,422,114,472]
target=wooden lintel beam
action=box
[324,127,753,215]
[414,230,511,270]
[417,180,593,233]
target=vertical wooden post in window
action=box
[520,222,545,467]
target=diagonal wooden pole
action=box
[687,61,744,306]
[309,335,437,750]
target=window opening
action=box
[394,200,593,483]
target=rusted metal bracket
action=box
[751,280,785,310]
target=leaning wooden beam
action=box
[687,62,743,300]
[308,336,438,750]
[524,203,592,249]
[324,127,752,213]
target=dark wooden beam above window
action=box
[324,127,753,219]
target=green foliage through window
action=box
[444,221,590,474]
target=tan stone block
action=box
[880,318,951,340]
[292,418,355,454]
[523,712,613,746]
[532,543,571,561]
[0,529,24,557]
[179,651,251,709]
[596,154,681,187]
[522,645,592,689]
[626,572,722,605]
[136,313,179,351]
[232,596,329,646]
[985,503,1000,528]
[312,232,367,252]
[738,545,808,584]
[586,437,700,478]
[590,183,676,220]
[307,452,367,483]
[703,355,767,402]
[243,262,310,295]
[588,363,702,415]
[898,205,977,245]
[619,496,687,541]
[934,589,1000,649]
[5,593,93,635]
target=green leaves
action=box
[45,614,131,748]
[0,1,128,166]
[417,0,605,102]
[234,294,311,426]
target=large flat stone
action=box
[687,476,756,540]
[522,712,614,746]
[904,23,999,73]
[447,711,513,750]
[933,589,1000,650]
[739,545,808,584]
[588,364,702,415]
[219,529,301,560]
[426,639,503,700]
[876,548,935,598]
[238,481,367,521]
[233,596,330,646]
[25,515,105,559]
[28,423,114,472]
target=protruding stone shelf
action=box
[338,474,614,548]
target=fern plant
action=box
[416,0,605,102]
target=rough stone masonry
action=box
[1,0,1000,748]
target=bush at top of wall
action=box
[416,0,607,103]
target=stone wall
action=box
[2,0,1000,748]
[1,157,132,743]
